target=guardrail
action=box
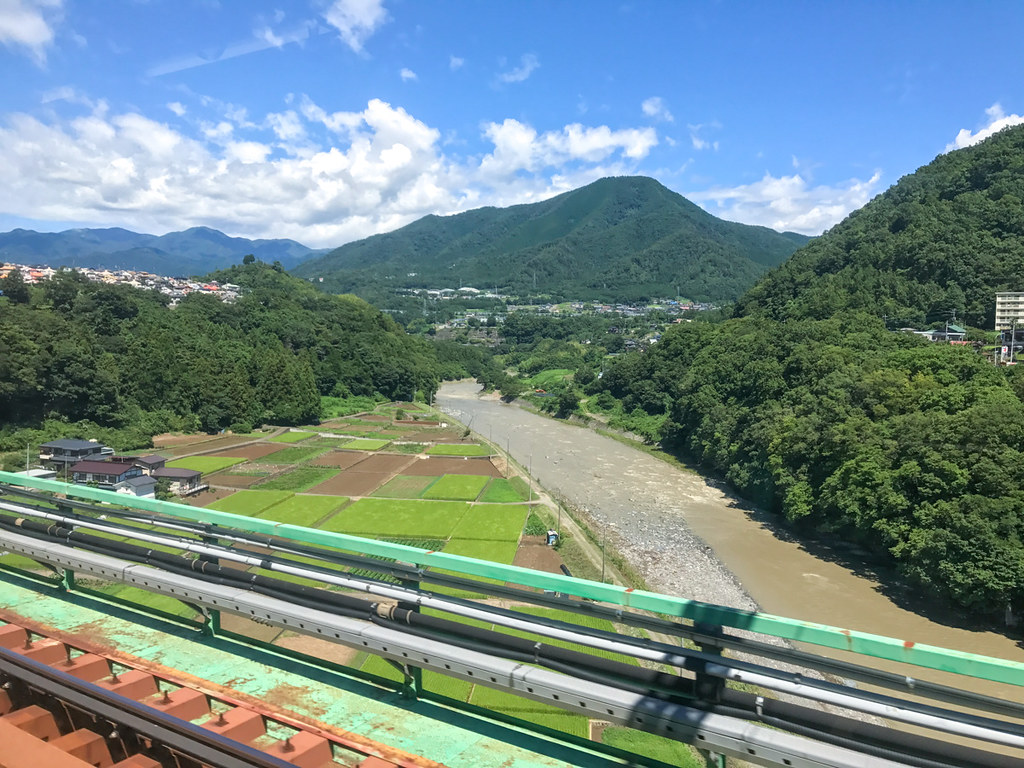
[1,469,1023,689]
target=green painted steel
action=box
[2,470,1024,688]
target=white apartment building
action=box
[995,292,1024,331]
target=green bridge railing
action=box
[1,469,1022,688]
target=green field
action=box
[450,504,529,541]
[208,490,294,516]
[321,498,468,538]
[268,431,315,443]
[340,438,390,451]
[469,684,590,739]
[442,537,519,563]
[257,495,348,528]
[421,474,490,501]
[478,478,528,503]
[528,369,573,388]
[426,444,490,457]
[372,475,435,498]
[261,446,327,464]
[255,466,337,492]
[166,456,246,473]
[601,728,702,767]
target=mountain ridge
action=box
[0,226,325,276]
[293,176,811,302]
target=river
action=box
[436,380,1024,701]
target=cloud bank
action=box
[690,170,883,235]
[947,103,1024,151]
[0,98,660,247]
[0,0,61,63]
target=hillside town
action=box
[0,262,240,304]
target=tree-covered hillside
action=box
[591,315,1024,617]
[736,125,1024,327]
[0,263,439,450]
[584,129,1024,620]
[293,176,808,303]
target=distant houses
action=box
[39,439,114,469]
[38,440,202,498]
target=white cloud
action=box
[641,97,673,123]
[322,0,388,53]
[266,110,304,141]
[497,53,539,84]
[0,98,663,247]
[0,0,61,63]
[167,102,187,117]
[946,103,1024,152]
[41,85,93,108]
[689,170,883,235]
[479,119,657,178]
[688,122,720,151]
[449,54,464,71]
[399,67,417,82]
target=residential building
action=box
[996,292,1024,331]
[111,454,166,475]
[915,324,967,343]
[39,439,113,470]
[152,467,206,496]
[69,460,143,491]
[118,475,157,498]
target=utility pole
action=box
[528,454,533,504]
[1012,318,1018,365]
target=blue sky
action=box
[1,0,1023,248]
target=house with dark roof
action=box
[39,439,114,470]
[111,454,166,475]
[119,475,157,498]
[152,466,206,496]
[70,460,142,491]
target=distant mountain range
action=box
[292,176,811,303]
[0,226,325,276]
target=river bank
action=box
[435,380,1024,701]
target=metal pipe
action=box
[6,500,1024,751]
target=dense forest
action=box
[294,176,808,305]
[0,262,439,453]
[737,124,1024,327]
[576,127,1024,619]
[589,315,1024,616]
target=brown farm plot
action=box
[152,433,212,448]
[182,487,237,506]
[164,435,255,457]
[207,443,287,460]
[308,471,390,497]
[309,451,370,469]
[207,472,265,489]
[345,454,413,474]
[403,457,502,477]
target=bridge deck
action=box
[0,570,632,768]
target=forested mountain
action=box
[0,263,439,450]
[0,226,324,275]
[585,128,1024,619]
[293,176,809,303]
[736,124,1024,327]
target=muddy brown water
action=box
[437,380,1024,702]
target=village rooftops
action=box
[70,460,137,475]
[153,466,201,479]
[40,438,104,451]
